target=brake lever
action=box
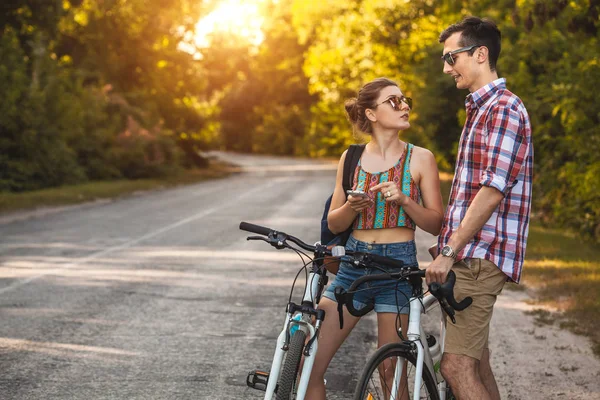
[429,282,452,321]
[333,287,346,329]
[439,271,473,311]
[429,271,472,324]
[246,235,287,250]
[247,236,269,243]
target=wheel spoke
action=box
[355,344,439,400]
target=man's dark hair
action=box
[439,16,501,72]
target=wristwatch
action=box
[441,245,457,260]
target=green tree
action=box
[217,0,314,155]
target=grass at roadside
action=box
[0,160,234,214]
[520,226,600,356]
[439,176,600,356]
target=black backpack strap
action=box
[342,144,365,193]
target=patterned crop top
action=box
[352,143,422,230]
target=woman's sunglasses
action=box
[375,95,413,111]
[441,45,481,66]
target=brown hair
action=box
[344,77,399,134]
[439,16,502,72]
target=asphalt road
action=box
[2,152,598,400]
[0,154,415,399]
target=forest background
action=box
[1,0,599,244]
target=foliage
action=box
[0,28,84,191]
[293,0,600,242]
[0,0,205,192]
[215,0,314,155]
[0,0,598,242]
[505,0,600,241]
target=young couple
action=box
[308,16,533,400]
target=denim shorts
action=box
[323,235,418,314]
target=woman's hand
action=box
[347,194,373,212]
[369,181,409,205]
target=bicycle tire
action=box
[276,330,306,400]
[354,342,440,400]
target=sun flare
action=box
[193,0,265,48]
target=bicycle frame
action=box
[390,293,448,400]
[263,267,324,400]
[239,222,466,400]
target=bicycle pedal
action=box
[246,370,269,391]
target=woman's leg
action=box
[377,312,410,400]
[305,297,361,400]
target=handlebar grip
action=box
[342,271,395,317]
[447,293,473,311]
[334,287,374,318]
[239,222,274,236]
[365,253,405,269]
[348,272,393,292]
[428,271,473,323]
[346,298,374,317]
[440,270,473,311]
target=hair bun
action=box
[344,98,359,124]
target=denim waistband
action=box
[346,234,417,259]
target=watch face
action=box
[442,246,453,257]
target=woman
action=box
[306,77,444,398]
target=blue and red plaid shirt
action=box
[438,78,533,283]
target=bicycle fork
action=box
[263,271,324,400]
[389,299,439,400]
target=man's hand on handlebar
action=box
[425,254,454,285]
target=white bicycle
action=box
[335,264,472,400]
[241,221,339,400]
[240,222,470,400]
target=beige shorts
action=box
[444,258,507,360]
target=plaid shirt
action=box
[438,78,533,283]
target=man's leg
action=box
[441,353,490,400]
[443,259,506,399]
[479,347,501,400]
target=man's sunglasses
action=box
[375,95,412,111]
[441,45,481,66]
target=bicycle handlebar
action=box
[239,221,273,236]
[429,271,473,313]
[332,269,421,318]
[240,221,406,268]
[353,252,405,269]
[337,268,471,323]
[240,221,323,253]
[239,221,472,324]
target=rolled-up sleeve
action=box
[480,105,528,195]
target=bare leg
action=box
[377,312,410,400]
[441,353,491,400]
[479,348,501,400]
[305,297,361,400]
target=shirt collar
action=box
[465,78,506,110]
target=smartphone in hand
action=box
[346,190,369,200]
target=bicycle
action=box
[334,259,472,400]
[240,221,469,400]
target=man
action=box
[426,17,533,400]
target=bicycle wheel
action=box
[354,342,440,400]
[276,329,306,400]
